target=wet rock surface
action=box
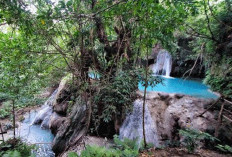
[52,97,88,155]
[121,91,230,146]
[53,74,72,115]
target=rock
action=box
[158,92,169,100]
[18,115,25,122]
[120,91,232,147]
[49,112,66,135]
[53,74,72,115]
[174,94,184,99]
[52,97,88,155]
[32,105,53,125]
[171,58,205,78]
[53,102,69,115]
[163,96,217,140]
[41,114,51,129]
[2,122,13,131]
[31,89,57,128]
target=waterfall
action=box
[31,89,58,129]
[152,50,172,77]
[119,100,159,147]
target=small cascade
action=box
[17,89,59,157]
[119,100,159,147]
[18,111,55,157]
[152,50,172,77]
[31,89,58,129]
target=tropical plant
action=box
[0,138,35,157]
[216,144,232,153]
[179,129,219,153]
[68,135,139,157]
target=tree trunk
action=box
[142,48,149,148]
[12,99,16,140]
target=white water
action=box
[18,111,55,157]
[119,100,159,147]
[152,50,172,77]
[15,89,59,157]
[31,89,58,128]
[17,89,59,156]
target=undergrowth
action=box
[0,138,35,157]
[68,135,141,157]
[0,97,45,119]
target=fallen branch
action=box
[224,99,232,105]
[223,108,232,115]
[222,115,232,123]
[198,96,221,117]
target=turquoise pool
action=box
[138,77,218,99]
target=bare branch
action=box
[203,0,218,43]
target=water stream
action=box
[16,90,58,156]
[18,111,54,157]
[119,100,159,147]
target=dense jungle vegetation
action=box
[0,0,232,156]
[0,0,231,119]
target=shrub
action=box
[0,138,35,157]
[68,135,140,157]
[81,145,120,157]
[113,135,139,157]
[179,129,218,153]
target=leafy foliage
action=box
[204,70,232,99]
[80,145,121,157]
[0,138,35,157]
[68,135,139,157]
[91,69,139,132]
[216,144,232,153]
[0,97,45,119]
[179,129,219,153]
[91,68,161,133]
[184,0,232,99]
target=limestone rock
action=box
[53,74,73,115]
[121,91,231,147]
[49,112,66,135]
[52,97,88,155]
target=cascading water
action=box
[152,50,172,77]
[18,111,55,157]
[16,89,58,157]
[31,89,58,128]
[119,100,159,147]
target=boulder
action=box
[52,97,89,155]
[53,74,73,115]
[120,91,232,147]
[49,112,66,135]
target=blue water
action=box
[138,76,218,99]
[19,111,55,157]
[88,72,100,79]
